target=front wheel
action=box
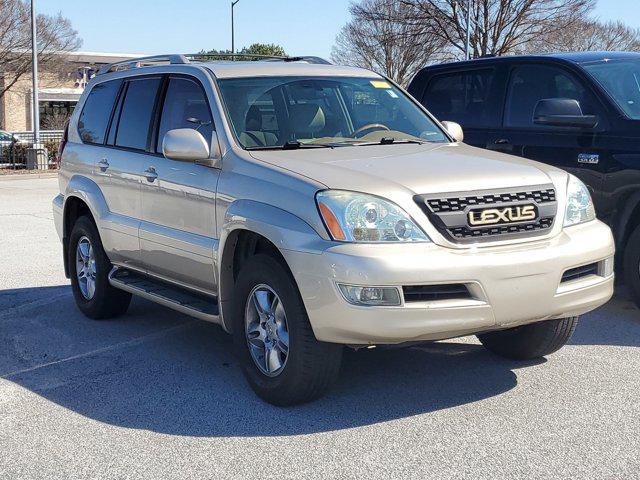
[623,223,640,308]
[477,317,578,360]
[232,254,342,406]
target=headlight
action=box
[316,190,430,242]
[564,175,596,227]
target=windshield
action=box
[583,59,640,120]
[216,76,448,149]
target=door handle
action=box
[98,159,109,171]
[144,166,158,182]
[494,138,510,145]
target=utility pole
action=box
[30,0,40,145]
[231,0,241,61]
[465,0,471,60]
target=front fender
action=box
[217,199,332,332]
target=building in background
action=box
[0,51,141,132]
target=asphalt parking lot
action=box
[1,175,639,479]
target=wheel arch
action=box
[61,175,109,277]
[217,199,329,333]
[615,190,640,253]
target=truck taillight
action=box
[56,123,69,168]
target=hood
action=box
[249,142,560,195]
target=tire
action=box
[477,317,578,360]
[68,215,131,319]
[231,254,342,406]
[623,223,640,308]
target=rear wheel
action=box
[232,254,342,406]
[623,223,640,308]
[477,317,578,360]
[68,215,131,319]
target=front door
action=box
[139,75,220,294]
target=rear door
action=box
[97,75,163,268]
[492,62,609,202]
[77,78,144,268]
[418,67,502,148]
[139,74,220,294]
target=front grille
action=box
[415,185,558,244]
[403,284,471,302]
[426,188,556,213]
[562,263,599,282]
[450,217,554,239]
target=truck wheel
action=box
[232,254,342,406]
[477,317,578,360]
[623,223,640,308]
[68,215,131,319]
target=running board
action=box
[108,267,220,322]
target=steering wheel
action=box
[352,123,391,138]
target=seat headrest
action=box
[289,103,325,134]
[245,104,262,131]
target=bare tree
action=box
[331,0,446,86]
[526,18,640,53]
[0,0,81,99]
[397,0,594,59]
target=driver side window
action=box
[504,64,598,129]
[156,77,214,153]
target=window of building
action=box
[77,79,122,144]
[114,77,161,151]
[39,101,77,130]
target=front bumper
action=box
[282,220,614,345]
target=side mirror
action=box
[533,98,598,128]
[162,128,210,163]
[441,121,464,142]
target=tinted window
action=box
[115,77,161,150]
[78,79,122,144]
[583,60,640,120]
[156,77,213,152]
[422,69,496,127]
[504,64,597,128]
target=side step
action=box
[108,267,220,322]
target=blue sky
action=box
[39,0,639,60]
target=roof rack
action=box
[186,53,331,64]
[96,53,332,75]
[97,54,190,75]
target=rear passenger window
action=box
[156,77,213,152]
[78,79,122,144]
[114,77,161,151]
[423,69,496,127]
[504,65,597,128]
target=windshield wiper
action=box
[246,140,334,151]
[355,137,426,146]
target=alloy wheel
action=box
[75,235,97,300]
[244,284,290,377]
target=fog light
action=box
[600,256,614,277]
[338,284,401,306]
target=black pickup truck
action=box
[408,51,640,306]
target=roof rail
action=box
[95,53,332,76]
[97,54,190,75]
[186,53,332,64]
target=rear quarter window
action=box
[422,69,497,128]
[77,79,122,144]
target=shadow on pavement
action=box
[1,285,636,437]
